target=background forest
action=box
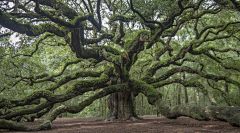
[0,0,240,131]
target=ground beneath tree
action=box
[1,115,240,133]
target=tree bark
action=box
[225,82,229,94]
[183,73,188,104]
[156,102,240,127]
[206,89,218,105]
[141,93,144,116]
[105,91,142,121]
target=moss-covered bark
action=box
[156,102,240,127]
[105,91,141,121]
[0,10,68,37]
[0,118,51,131]
[0,83,127,131]
[0,66,114,120]
[1,0,240,131]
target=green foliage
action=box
[124,30,150,50]
[0,0,240,124]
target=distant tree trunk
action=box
[164,87,169,104]
[172,86,176,107]
[105,96,107,117]
[145,100,147,115]
[225,82,229,94]
[177,84,181,105]
[203,94,206,106]
[158,87,168,117]
[184,87,188,104]
[141,94,144,115]
[137,95,141,116]
[206,89,218,105]
[239,87,240,96]
[99,98,103,117]
[196,88,199,105]
[151,106,153,115]
[183,73,188,104]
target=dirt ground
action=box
[1,115,240,133]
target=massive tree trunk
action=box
[105,91,142,121]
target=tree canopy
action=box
[0,0,240,131]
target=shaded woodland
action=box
[0,0,240,131]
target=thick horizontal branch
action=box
[86,32,114,44]
[129,0,163,29]
[154,46,170,61]
[151,79,207,94]
[172,58,204,71]
[0,101,53,120]
[35,0,101,29]
[34,2,78,28]
[0,90,53,109]
[9,12,44,19]
[198,22,240,38]
[99,49,122,65]
[0,66,114,111]
[34,58,83,83]
[0,75,110,119]
[46,83,129,122]
[125,30,150,53]
[129,79,162,105]
[6,58,84,86]
[109,14,137,23]
[31,0,78,19]
[145,66,240,87]
[1,79,162,131]
[0,83,129,131]
[23,105,53,122]
[0,11,68,37]
[143,43,193,78]
[156,103,240,127]
[0,118,51,131]
[47,69,104,91]
[190,47,240,72]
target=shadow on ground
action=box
[1,115,240,133]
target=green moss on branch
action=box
[0,10,68,37]
[47,69,103,91]
[124,30,150,51]
[46,83,129,122]
[156,103,240,127]
[130,79,162,105]
[109,14,137,23]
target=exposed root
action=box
[104,116,143,121]
[129,116,143,121]
[104,116,117,121]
